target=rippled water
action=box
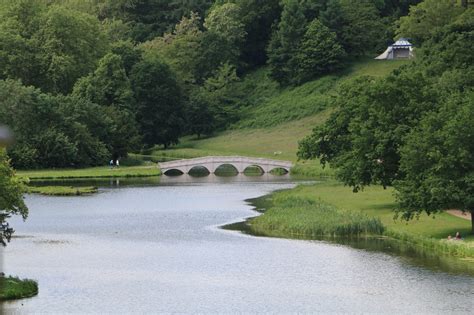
[2,175,473,313]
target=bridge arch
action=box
[163,168,184,176]
[188,165,210,176]
[269,167,290,175]
[214,164,239,176]
[243,164,265,175]
[159,156,293,176]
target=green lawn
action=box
[232,59,409,129]
[250,181,473,258]
[286,182,473,241]
[17,165,160,180]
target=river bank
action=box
[17,165,160,180]
[243,181,474,260]
[0,276,38,301]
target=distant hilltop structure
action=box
[375,38,414,60]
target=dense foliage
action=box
[0,149,27,245]
[298,5,474,232]
[0,0,446,171]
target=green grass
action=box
[0,276,38,301]
[250,182,473,258]
[231,59,409,129]
[28,185,98,196]
[249,192,384,237]
[17,165,160,180]
[148,59,407,176]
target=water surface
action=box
[2,175,473,313]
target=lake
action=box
[2,175,473,313]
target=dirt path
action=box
[446,210,472,221]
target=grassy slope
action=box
[151,59,407,176]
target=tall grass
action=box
[384,230,474,258]
[0,276,38,300]
[250,194,385,238]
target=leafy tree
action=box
[37,5,109,94]
[111,40,142,76]
[186,90,215,138]
[140,13,203,85]
[141,12,238,86]
[337,0,386,55]
[267,0,307,85]
[396,0,465,45]
[0,2,108,94]
[73,53,133,110]
[0,1,46,88]
[298,71,435,191]
[0,80,120,168]
[100,0,212,42]
[319,0,345,41]
[235,0,282,68]
[395,93,474,233]
[295,19,345,84]
[204,3,247,46]
[33,128,79,168]
[0,149,28,246]
[199,62,240,130]
[130,56,185,148]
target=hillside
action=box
[149,59,409,171]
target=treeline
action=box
[1,0,421,168]
[298,3,474,231]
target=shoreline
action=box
[230,182,474,262]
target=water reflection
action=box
[3,176,473,313]
[30,173,297,188]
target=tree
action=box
[141,12,238,86]
[396,0,465,45]
[235,0,282,68]
[395,93,474,234]
[199,62,240,130]
[298,71,435,191]
[337,0,386,56]
[37,5,109,94]
[130,57,185,148]
[73,53,134,110]
[140,12,203,85]
[295,19,345,84]
[0,2,108,94]
[267,0,307,85]
[0,149,28,246]
[0,80,121,168]
[204,3,247,46]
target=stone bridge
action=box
[159,156,293,175]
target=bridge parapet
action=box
[159,156,293,175]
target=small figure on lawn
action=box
[455,232,462,240]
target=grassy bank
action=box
[0,276,38,301]
[28,185,98,196]
[249,182,474,258]
[249,192,384,237]
[17,165,160,180]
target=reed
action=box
[250,194,384,237]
